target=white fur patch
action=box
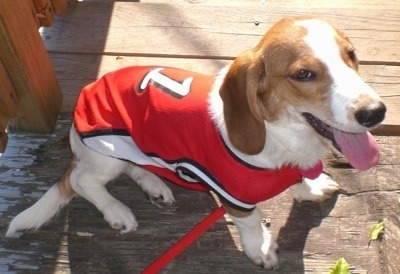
[229,208,279,269]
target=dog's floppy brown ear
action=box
[219,50,268,155]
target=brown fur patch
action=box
[336,29,359,71]
[219,50,267,155]
[58,158,76,199]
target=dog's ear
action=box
[219,50,268,155]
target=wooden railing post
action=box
[0,0,63,143]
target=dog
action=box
[6,16,386,269]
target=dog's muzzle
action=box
[302,112,380,171]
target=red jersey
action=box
[74,66,322,210]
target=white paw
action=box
[290,173,340,202]
[137,174,175,207]
[242,223,279,270]
[231,209,279,270]
[103,201,138,233]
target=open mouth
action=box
[303,113,339,151]
[302,113,380,171]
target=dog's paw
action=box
[290,173,340,202]
[148,192,175,208]
[103,201,138,234]
[138,174,175,207]
[145,182,175,207]
[242,223,279,270]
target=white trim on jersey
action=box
[175,162,255,210]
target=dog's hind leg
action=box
[69,127,138,233]
[69,157,138,233]
[124,165,175,207]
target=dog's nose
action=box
[355,101,386,128]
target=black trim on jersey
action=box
[217,196,255,213]
[219,134,269,171]
[144,154,256,210]
[176,165,203,182]
[80,129,130,139]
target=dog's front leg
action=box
[290,173,339,202]
[223,204,279,270]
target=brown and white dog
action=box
[6,16,386,269]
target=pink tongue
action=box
[333,130,379,171]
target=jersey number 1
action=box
[138,67,194,98]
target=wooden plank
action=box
[51,0,68,14]
[92,0,400,6]
[0,59,19,152]
[0,0,62,133]
[28,0,42,29]
[358,65,400,131]
[271,0,400,4]
[41,2,400,63]
[385,215,400,273]
[48,53,229,112]
[0,59,19,120]
[48,53,400,132]
[0,116,7,153]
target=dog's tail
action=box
[6,160,76,237]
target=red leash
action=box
[142,206,226,273]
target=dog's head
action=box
[220,16,386,170]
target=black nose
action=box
[355,101,386,128]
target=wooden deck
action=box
[1,0,400,273]
[1,115,400,273]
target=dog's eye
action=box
[348,49,357,61]
[291,70,315,81]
